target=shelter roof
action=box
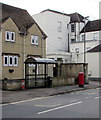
[25,58,57,64]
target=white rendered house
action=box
[70,19,101,80]
[33,9,71,63]
[87,44,101,80]
[70,19,100,62]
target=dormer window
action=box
[5,31,15,42]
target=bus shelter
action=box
[25,58,57,88]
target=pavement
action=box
[1,80,101,104]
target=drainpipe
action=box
[41,36,45,58]
[21,31,26,80]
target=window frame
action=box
[10,32,15,42]
[5,31,10,41]
[31,35,35,45]
[31,35,39,45]
[9,56,13,66]
[14,56,18,66]
[5,31,15,42]
[3,56,18,67]
[71,24,75,32]
[4,56,9,66]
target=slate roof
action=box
[0,3,47,38]
[87,44,101,52]
[80,19,101,33]
[68,12,84,23]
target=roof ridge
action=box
[41,9,69,16]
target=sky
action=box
[0,0,100,20]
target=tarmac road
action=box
[1,88,101,119]
[1,80,100,104]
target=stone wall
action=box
[52,77,75,87]
[52,63,88,87]
[2,63,88,90]
[2,78,46,90]
[2,79,22,90]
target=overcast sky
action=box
[0,0,100,20]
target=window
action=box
[11,32,15,42]
[9,56,13,66]
[71,24,75,32]
[14,56,18,66]
[75,48,79,53]
[93,33,98,40]
[57,21,62,32]
[31,36,35,44]
[31,35,39,45]
[3,56,18,66]
[82,35,85,41]
[5,31,10,41]
[4,56,8,66]
[35,36,38,45]
[71,39,76,43]
[67,24,69,29]
[5,31,15,42]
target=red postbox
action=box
[21,80,25,89]
[78,72,84,87]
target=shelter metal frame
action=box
[25,58,57,88]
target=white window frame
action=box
[4,56,9,66]
[14,56,18,66]
[10,32,15,42]
[5,31,15,42]
[31,35,35,45]
[35,36,39,45]
[31,35,39,45]
[9,56,13,66]
[5,31,10,41]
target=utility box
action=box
[78,72,84,87]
